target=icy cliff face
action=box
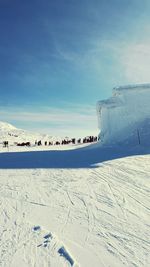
[97,84,150,144]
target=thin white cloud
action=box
[0,105,98,137]
[89,38,150,85]
[120,42,150,83]
[0,106,96,123]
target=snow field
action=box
[0,154,149,267]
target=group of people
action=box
[35,135,98,146]
[83,136,98,143]
[2,135,98,148]
[17,142,31,146]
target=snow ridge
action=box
[113,83,150,92]
[0,121,17,130]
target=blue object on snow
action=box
[58,246,74,266]
[44,233,52,239]
[33,226,41,231]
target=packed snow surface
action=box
[97,83,150,144]
[0,141,150,267]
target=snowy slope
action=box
[0,121,62,145]
[0,140,150,267]
[97,83,150,144]
[0,143,150,267]
[0,121,17,131]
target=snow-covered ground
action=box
[0,121,63,146]
[0,141,150,267]
[0,83,150,267]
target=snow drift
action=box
[97,84,150,144]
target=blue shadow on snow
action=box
[0,143,149,169]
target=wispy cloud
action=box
[120,42,150,83]
[0,104,98,137]
[87,37,150,85]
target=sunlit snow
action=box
[0,85,150,267]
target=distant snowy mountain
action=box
[97,83,150,145]
[0,121,17,131]
[0,121,61,145]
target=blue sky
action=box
[0,0,150,137]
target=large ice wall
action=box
[97,84,150,144]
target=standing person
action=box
[3,141,8,147]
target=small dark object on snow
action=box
[33,226,41,231]
[37,244,42,247]
[44,233,52,239]
[58,246,74,266]
[44,240,50,243]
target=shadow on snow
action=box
[0,143,149,169]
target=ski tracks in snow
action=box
[0,155,150,267]
[90,157,150,267]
